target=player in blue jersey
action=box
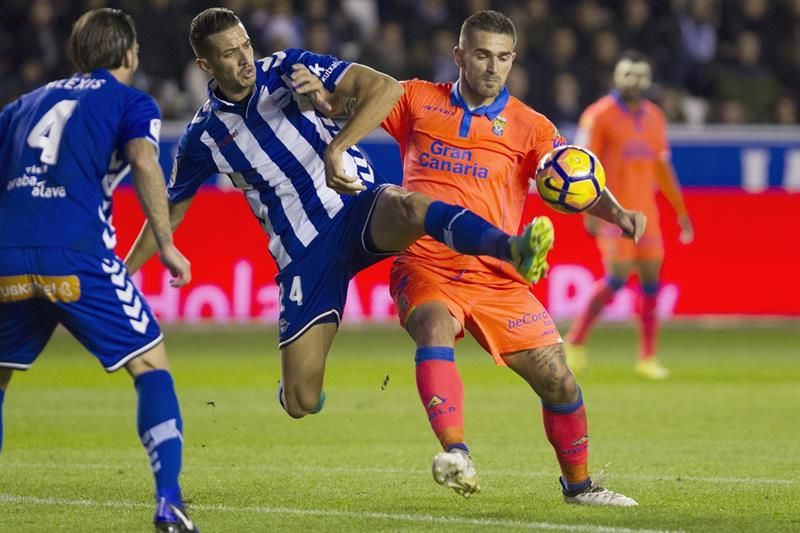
[0,9,197,532]
[125,8,575,420]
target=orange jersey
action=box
[382,79,564,279]
[576,93,670,223]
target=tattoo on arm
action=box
[335,97,357,119]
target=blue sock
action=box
[642,280,660,296]
[0,388,5,453]
[135,370,183,504]
[606,275,626,291]
[424,201,512,260]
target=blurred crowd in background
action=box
[1,0,798,126]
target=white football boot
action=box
[561,477,638,507]
[432,448,480,498]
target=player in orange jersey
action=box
[306,10,644,506]
[565,51,695,380]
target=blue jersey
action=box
[169,48,378,270]
[0,69,161,254]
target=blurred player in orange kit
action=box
[565,51,695,380]
[312,10,644,505]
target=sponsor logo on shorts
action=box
[507,310,551,330]
[0,274,80,303]
[398,293,410,314]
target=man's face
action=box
[613,59,652,100]
[455,30,516,100]
[198,23,256,95]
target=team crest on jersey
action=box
[491,115,507,136]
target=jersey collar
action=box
[610,89,644,116]
[207,78,259,115]
[90,69,115,81]
[449,80,509,120]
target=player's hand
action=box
[324,146,366,195]
[583,215,599,237]
[290,64,334,115]
[618,210,647,243]
[678,214,695,244]
[159,244,192,288]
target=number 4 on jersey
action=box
[27,100,78,165]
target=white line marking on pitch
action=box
[0,494,682,533]
[3,462,798,485]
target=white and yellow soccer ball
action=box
[535,145,606,214]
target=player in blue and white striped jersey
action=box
[0,9,196,532]
[126,7,551,421]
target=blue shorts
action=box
[0,248,163,371]
[275,184,395,347]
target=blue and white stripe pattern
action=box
[140,418,182,474]
[170,48,378,270]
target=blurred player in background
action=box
[565,51,695,380]
[125,9,551,424]
[0,9,196,532]
[318,10,643,505]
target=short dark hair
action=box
[460,10,516,46]
[67,8,137,73]
[189,8,241,57]
[617,49,650,65]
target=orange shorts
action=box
[596,221,664,263]
[390,259,562,366]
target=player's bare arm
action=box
[125,144,192,286]
[323,64,403,194]
[290,64,357,118]
[586,189,647,243]
[125,196,193,277]
[656,159,695,244]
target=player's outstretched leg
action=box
[126,345,197,532]
[405,303,479,497]
[634,261,668,380]
[367,188,553,285]
[634,281,669,380]
[504,344,637,507]
[416,346,480,497]
[0,369,10,454]
[565,276,625,374]
[278,322,336,419]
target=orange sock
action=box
[638,291,659,360]
[415,347,464,449]
[542,388,590,488]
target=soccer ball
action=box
[535,145,606,214]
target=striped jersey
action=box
[169,48,378,270]
[0,69,161,253]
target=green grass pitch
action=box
[1,323,798,532]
